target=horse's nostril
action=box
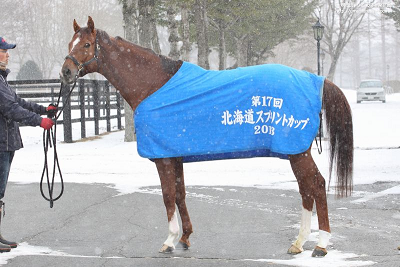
[63,68,71,77]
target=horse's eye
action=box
[84,43,91,48]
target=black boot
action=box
[0,201,17,249]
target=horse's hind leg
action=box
[155,158,180,253]
[173,158,193,250]
[288,149,331,257]
[287,190,313,254]
[313,166,331,257]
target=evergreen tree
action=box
[385,1,400,31]
[16,60,43,80]
[207,0,317,67]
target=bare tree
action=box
[1,0,122,79]
[318,0,371,80]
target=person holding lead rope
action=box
[0,37,57,252]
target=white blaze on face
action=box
[70,37,80,53]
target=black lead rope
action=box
[315,112,323,154]
[40,78,78,208]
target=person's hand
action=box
[46,104,58,118]
[40,118,54,130]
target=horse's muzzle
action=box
[60,66,76,84]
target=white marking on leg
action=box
[293,207,312,251]
[317,230,331,248]
[70,37,80,52]
[164,210,179,248]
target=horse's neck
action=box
[98,40,179,111]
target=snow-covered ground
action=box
[4,89,400,266]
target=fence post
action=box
[105,81,111,132]
[116,91,122,130]
[51,86,55,103]
[86,85,91,118]
[62,83,73,143]
[79,79,86,139]
[92,80,100,136]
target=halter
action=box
[65,32,100,74]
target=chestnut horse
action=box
[60,17,353,258]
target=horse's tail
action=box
[322,79,354,198]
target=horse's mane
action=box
[97,29,182,75]
[113,34,157,56]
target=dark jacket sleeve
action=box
[16,94,47,115]
[0,81,44,126]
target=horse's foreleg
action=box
[155,158,180,253]
[288,149,331,257]
[173,158,193,250]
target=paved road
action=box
[0,182,399,266]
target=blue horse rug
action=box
[134,62,325,162]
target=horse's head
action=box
[61,16,99,84]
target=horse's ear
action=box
[87,16,95,33]
[73,19,81,33]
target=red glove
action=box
[46,104,58,118]
[40,118,54,130]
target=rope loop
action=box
[40,77,78,208]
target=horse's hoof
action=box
[398,246,400,250]
[176,241,190,250]
[159,244,174,254]
[312,246,327,257]
[287,245,303,255]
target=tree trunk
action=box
[327,51,340,81]
[194,0,209,68]
[138,0,153,48]
[181,5,191,61]
[352,33,360,88]
[122,0,139,43]
[396,31,399,80]
[218,20,226,70]
[167,5,180,60]
[151,22,161,54]
[368,12,372,78]
[235,35,248,67]
[381,11,387,82]
[121,0,138,142]
[202,0,210,69]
